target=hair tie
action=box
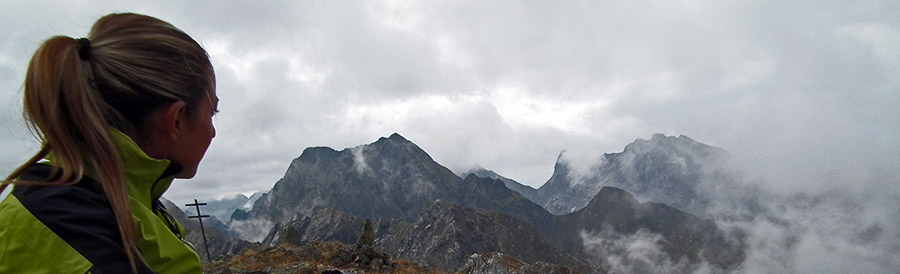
[77,38,91,60]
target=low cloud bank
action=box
[581,228,717,274]
[724,181,900,274]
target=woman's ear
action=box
[134,101,188,160]
[160,101,188,141]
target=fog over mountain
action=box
[523,134,900,273]
[726,182,900,273]
[538,134,745,216]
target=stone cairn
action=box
[328,219,394,271]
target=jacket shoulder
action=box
[4,164,155,274]
[0,194,94,273]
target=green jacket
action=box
[0,131,203,273]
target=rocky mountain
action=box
[245,133,466,230]
[536,134,742,216]
[460,168,539,203]
[254,187,743,273]
[221,133,746,273]
[240,134,555,241]
[252,173,573,271]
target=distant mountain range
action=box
[181,192,263,222]
[201,133,746,273]
[162,198,253,262]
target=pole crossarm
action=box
[185,199,212,262]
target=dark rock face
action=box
[230,208,250,221]
[261,207,366,247]
[246,133,465,228]
[537,134,739,216]
[258,202,591,273]
[457,174,554,233]
[461,168,540,203]
[378,201,591,273]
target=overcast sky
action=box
[1,1,898,205]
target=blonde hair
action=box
[1,13,213,272]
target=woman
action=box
[0,13,217,273]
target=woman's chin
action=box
[174,169,198,179]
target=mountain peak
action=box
[581,186,640,213]
[650,133,669,140]
[370,133,418,151]
[539,133,731,215]
[386,133,409,142]
[298,146,339,159]
[623,133,717,155]
[636,133,678,145]
[251,131,460,225]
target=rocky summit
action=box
[536,134,742,216]
[244,133,465,230]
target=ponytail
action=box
[3,36,143,273]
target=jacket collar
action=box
[109,129,182,207]
[44,130,182,207]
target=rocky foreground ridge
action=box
[203,240,576,274]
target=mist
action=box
[582,228,718,274]
[721,172,900,273]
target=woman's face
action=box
[173,88,218,179]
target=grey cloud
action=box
[1,4,898,272]
[581,228,716,274]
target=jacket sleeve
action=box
[14,165,156,274]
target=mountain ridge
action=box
[227,133,745,272]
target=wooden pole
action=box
[186,199,211,261]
